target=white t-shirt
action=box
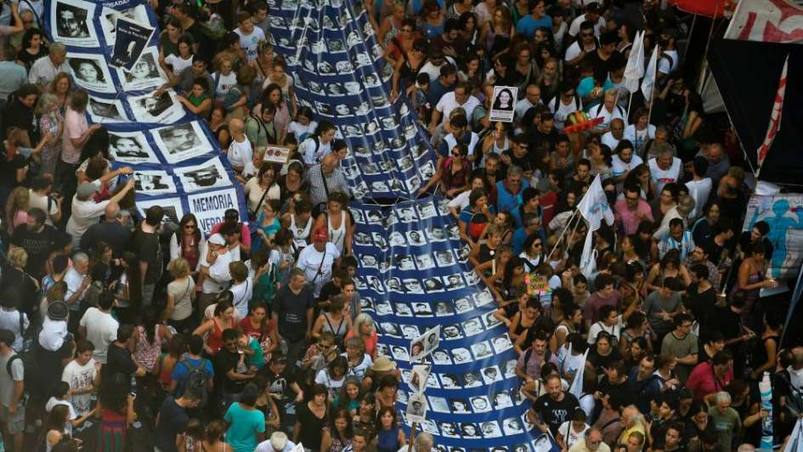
[296,243,340,297]
[588,104,625,132]
[28,190,58,226]
[39,317,68,351]
[436,93,481,126]
[300,137,331,165]
[648,157,682,193]
[558,421,590,450]
[600,131,621,151]
[79,308,119,364]
[230,278,254,319]
[164,53,193,74]
[199,247,233,294]
[212,71,238,98]
[685,178,712,221]
[234,27,266,62]
[288,120,318,142]
[0,309,28,352]
[244,178,280,213]
[228,135,253,171]
[64,267,87,311]
[587,317,623,345]
[611,154,643,179]
[66,197,111,245]
[341,352,373,379]
[61,358,97,417]
[549,96,582,130]
[623,124,656,151]
[568,13,606,37]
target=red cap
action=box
[313,227,328,241]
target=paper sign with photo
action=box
[409,363,431,395]
[409,325,440,362]
[406,393,428,424]
[52,0,99,47]
[489,85,518,123]
[186,188,240,234]
[88,97,128,123]
[263,145,291,164]
[109,131,160,164]
[151,122,213,163]
[133,170,176,196]
[129,90,185,124]
[135,196,183,225]
[118,48,168,91]
[100,5,150,45]
[111,16,154,70]
[67,53,116,94]
[175,158,232,192]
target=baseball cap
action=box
[208,233,226,246]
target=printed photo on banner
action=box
[108,131,159,164]
[136,196,183,225]
[88,97,127,123]
[68,53,115,93]
[118,49,167,91]
[110,16,154,70]
[489,85,518,123]
[406,393,427,423]
[175,158,231,192]
[152,122,212,163]
[409,325,440,362]
[52,0,98,47]
[129,90,185,123]
[186,188,240,234]
[263,145,291,164]
[100,5,150,45]
[133,170,176,195]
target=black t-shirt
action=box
[215,348,247,394]
[131,229,162,284]
[274,285,315,342]
[0,154,26,189]
[11,224,68,278]
[259,366,298,402]
[104,343,137,388]
[502,149,534,173]
[154,397,190,452]
[532,392,580,435]
[705,305,742,342]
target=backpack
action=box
[6,349,38,401]
[176,358,208,406]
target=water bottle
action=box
[759,372,773,450]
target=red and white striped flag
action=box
[757,55,789,173]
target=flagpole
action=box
[698,6,720,94]
[682,14,697,64]
[546,210,579,262]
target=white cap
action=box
[208,233,226,246]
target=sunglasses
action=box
[184,224,196,229]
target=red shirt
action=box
[686,361,734,401]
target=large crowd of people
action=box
[0,0,798,451]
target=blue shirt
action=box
[516,15,553,38]
[224,402,266,452]
[171,356,214,394]
[495,179,530,214]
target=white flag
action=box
[641,46,659,102]
[623,31,645,94]
[783,417,802,452]
[577,175,614,231]
[568,348,590,399]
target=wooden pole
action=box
[407,422,418,452]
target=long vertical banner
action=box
[43,0,247,233]
[268,0,555,449]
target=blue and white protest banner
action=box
[743,193,803,279]
[43,0,247,233]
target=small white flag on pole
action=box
[577,175,614,278]
[641,46,659,102]
[568,348,590,399]
[623,31,645,94]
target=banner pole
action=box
[407,422,418,452]
[546,210,579,261]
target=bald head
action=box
[229,118,244,134]
[321,153,338,174]
[105,203,120,221]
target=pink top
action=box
[61,107,88,164]
[614,198,654,235]
[133,326,163,373]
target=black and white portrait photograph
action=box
[427,227,447,243]
[411,302,432,316]
[388,231,406,247]
[394,303,412,317]
[174,158,230,192]
[502,418,524,435]
[481,421,503,438]
[471,341,493,360]
[119,49,166,91]
[449,399,469,414]
[442,325,462,340]
[460,423,479,439]
[462,371,481,388]
[68,53,114,93]
[439,422,458,438]
[395,254,415,271]
[406,230,425,246]
[401,325,420,340]
[109,132,157,164]
[53,0,97,46]
[431,350,451,365]
[414,254,434,270]
[482,366,503,384]
[153,122,211,163]
[354,233,372,248]
[402,278,423,294]
[88,97,126,122]
[390,345,409,361]
[493,390,514,409]
[490,85,518,123]
[451,347,472,364]
[109,15,153,70]
[136,197,183,227]
[130,90,183,123]
[454,297,473,314]
[428,396,449,413]
[492,335,514,353]
[133,170,175,195]
[443,274,465,290]
[406,394,427,423]
[462,318,483,336]
[100,5,149,45]
[408,363,430,393]
[380,322,399,337]
[471,395,491,413]
[370,181,390,193]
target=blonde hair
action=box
[7,247,27,269]
[36,93,60,115]
[353,313,375,337]
[168,258,190,279]
[5,186,29,230]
